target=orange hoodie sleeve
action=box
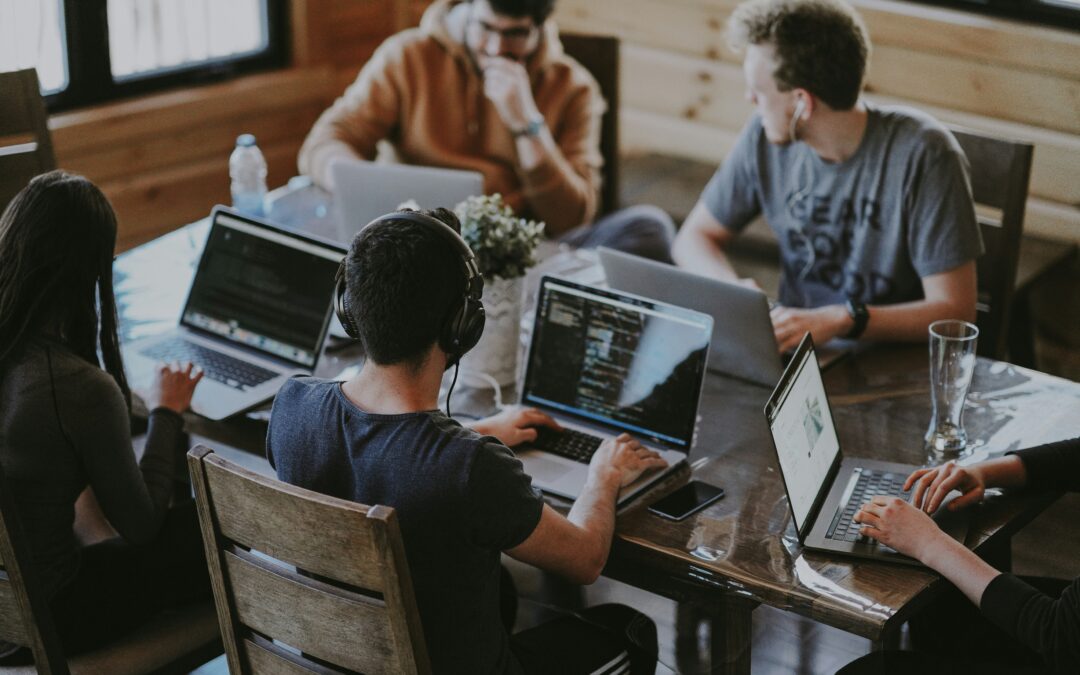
[298,38,407,190]
[517,76,604,235]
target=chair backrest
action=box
[560,33,620,217]
[188,445,431,675]
[0,68,56,213]
[0,463,70,675]
[950,127,1034,360]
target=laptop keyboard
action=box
[825,469,910,543]
[140,338,277,390]
[533,427,605,464]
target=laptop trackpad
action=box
[525,457,576,483]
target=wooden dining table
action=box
[116,207,1080,675]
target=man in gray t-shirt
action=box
[672,0,982,352]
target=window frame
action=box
[905,0,1080,33]
[45,0,290,113]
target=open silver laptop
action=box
[331,160,483,239]
[123,207,344,421]
[516,276,713,507]
[765,333,968,565]
[599,247,781,386]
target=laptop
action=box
[764,333,968,565]
[123,207,345,421]
[516,276,713,506]
[331,160,483,239]
[599,247,781,386]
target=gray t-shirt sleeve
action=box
[904,134,984,277]
[64,371,181,545]
[465,441,544,551]
[701,117,762,233]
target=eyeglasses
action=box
[469,17,538,47]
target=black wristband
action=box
[845,300,870,339]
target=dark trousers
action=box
[560,204,676,264]
[838,577,1067,675]
[1,500,212,663]
[501,566,659,675]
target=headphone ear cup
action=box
[334,275,361,339]
[458,299,486,356]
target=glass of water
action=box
[925,319,979,460]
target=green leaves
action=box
[454,194,545,281]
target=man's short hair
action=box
[480,0,557,25]
[345,208,466,369]
[727,0,870,110]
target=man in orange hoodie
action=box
[299,0,675,261]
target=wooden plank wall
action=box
[48,0,411,251]
[553,0,1080,243]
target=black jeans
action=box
[559,204,676,264]
[501,566,659,675]
[1,500,212,663]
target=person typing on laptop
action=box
[671,0,982,353]
[298,0,675,262]
[267,208,663,674]
[841,437,1080,674]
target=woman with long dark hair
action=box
[0,171,210,659]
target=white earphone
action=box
[789,97,807,142]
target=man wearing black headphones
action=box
[672,0,983,353]
[267,208,662,674]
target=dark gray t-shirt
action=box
[702,104,983,308]
[267,377,544,675]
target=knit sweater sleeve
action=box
[59,365,183,545]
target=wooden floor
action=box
[188,155,1079,673]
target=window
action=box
[0,0,288,112]
[909,0,1080,32]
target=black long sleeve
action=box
[979,436,1080,674]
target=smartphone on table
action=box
[648,480,725,521]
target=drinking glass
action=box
[925,319,979,460]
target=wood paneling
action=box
[556,0,1080,242]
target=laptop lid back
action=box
[331,160,484,240]
[764,334,843,541]
[521,276,712,452]
[598,247,782,386]
[178,207,344,369]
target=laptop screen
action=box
[521,277,712,450]
[765,337,841,535]
[180,211,344,368]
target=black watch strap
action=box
[845,300,870,339]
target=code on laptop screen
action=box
[181,214,342,368]
[522,279,711,448]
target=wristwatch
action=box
[511,115,545,138]
[845,300,870,339]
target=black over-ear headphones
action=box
[334,210,486,365]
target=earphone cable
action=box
[445,360,460,418]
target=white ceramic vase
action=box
[459,274,525,386]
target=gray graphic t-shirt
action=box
[702,104,983,308]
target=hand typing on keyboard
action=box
[588,433,669,488]
[470,406,562,447]
[144,361,204,414]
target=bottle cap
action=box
[236,134,257,147]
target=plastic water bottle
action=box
[229,134,267,217]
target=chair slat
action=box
[0,582,29,645]
[241,637,343,675]
[204,455,386,591]
[225,550,398,674]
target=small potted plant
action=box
[454,194,544,385]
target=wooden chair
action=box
[0,463,220,675]
[950,127,1034,360]
[188,445,431,674]
[561,33,620,217]
[0,68,56,213]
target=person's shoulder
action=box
[26,342,127,416]
[871,103,960,156]
[271,376,340,414]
